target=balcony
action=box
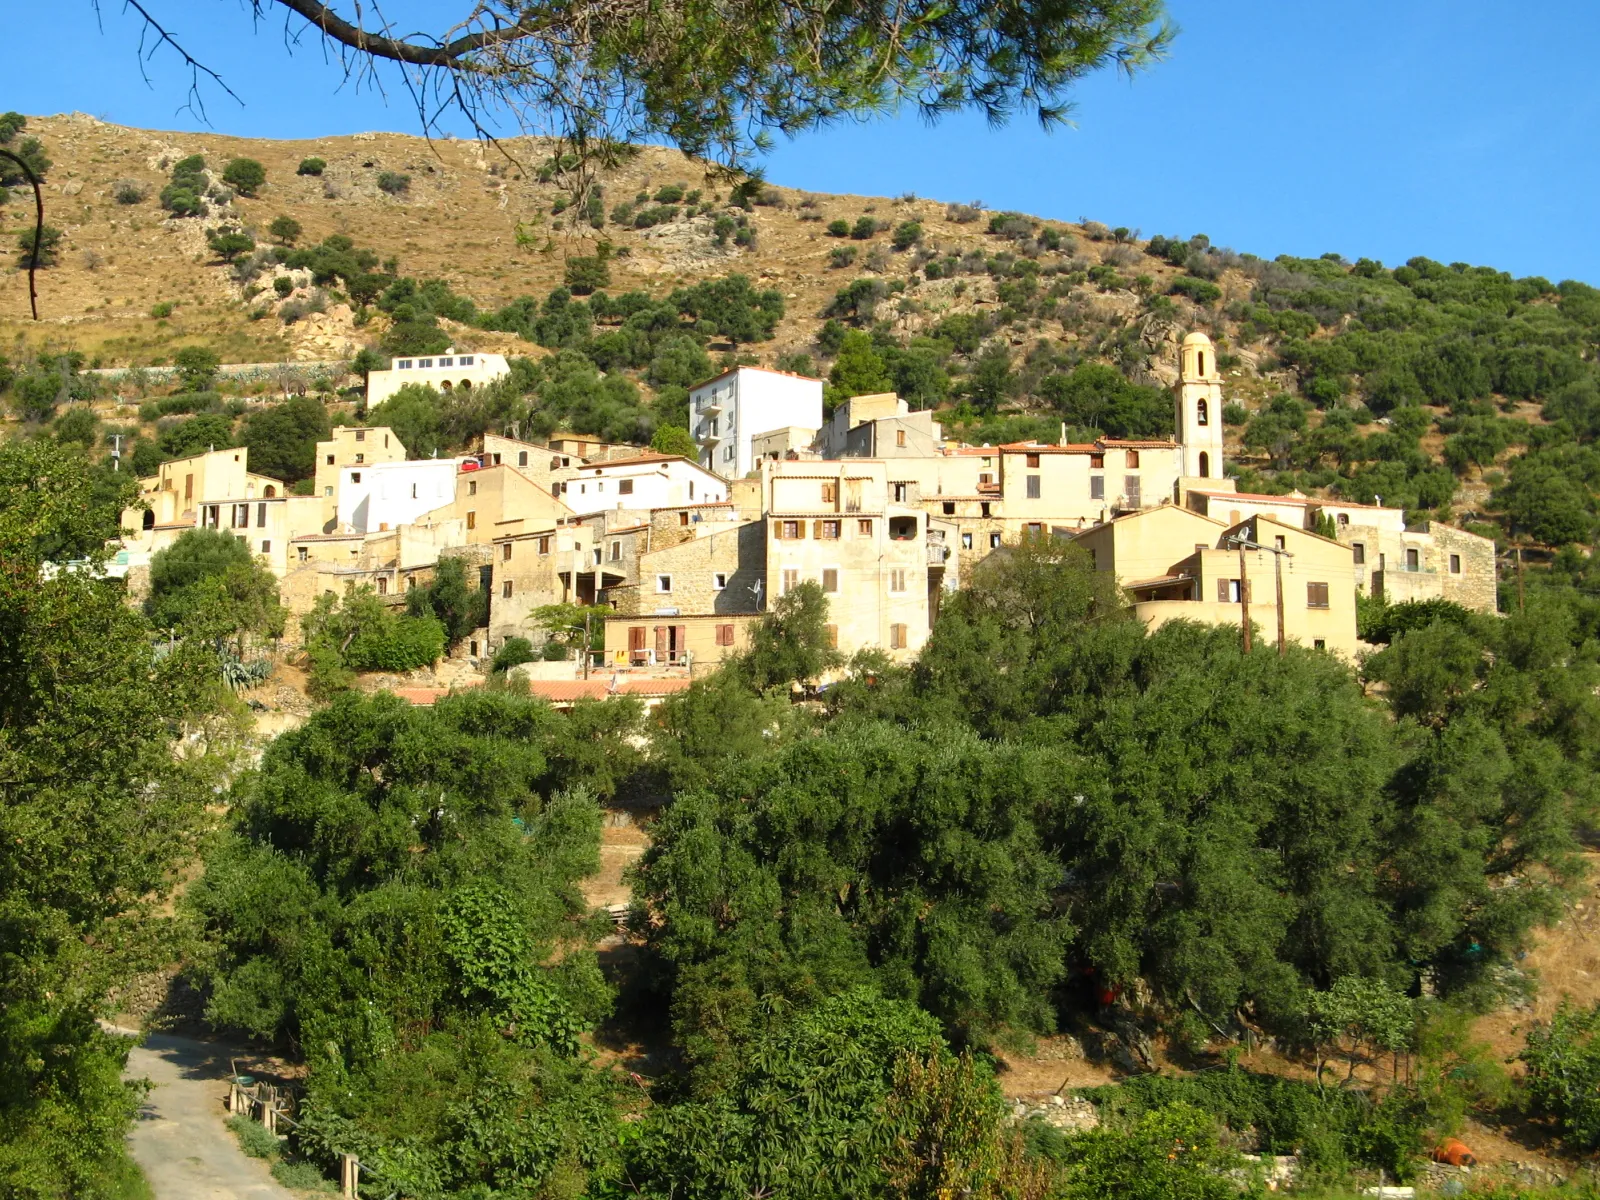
[927,544,950,566]
[700,398,724,416]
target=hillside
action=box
[7,112,1600,549]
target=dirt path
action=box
[120,1029,293,1200]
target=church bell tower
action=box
[1177,332,1226,480]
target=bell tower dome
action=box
[1177,331,1226,480]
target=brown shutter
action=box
[654,625,666,656]
[676,626,688,658]
[629,626,646,652]
[1217,577,1229,603]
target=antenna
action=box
[750,578,764,608]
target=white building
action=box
[337,458,466,534]
[691,366,823,479]
[557,453,729,517]
[366,348,511,407]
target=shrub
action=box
[653,183,685,203]
[150,301,174,319]
[712,215,736,246]
[826,218,850,237]
[850,216,879,240]
[16,223,62,268]
[112,179,146,205]
[1170,275,1223,304]
[564,254,610,294]
[296,157,326,176]
[226,1115,280,1160]
[376,172,410,196]
[829,246,858,269]
[891,221,923,251]
[491,637,537,674]
[273,276,295,297]
[946,202,982,223]
[222,158,266,196]
[632,204,678,228]
[1222,401,1249,426]
[206,228,256,263]
[268,215,302,245]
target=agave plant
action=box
[218,651,272,692]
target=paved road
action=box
[120,1030,294,1200]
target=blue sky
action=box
[18,1,1600,282]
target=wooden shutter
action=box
[1217,577,1230,603]
[629,626,646,652]
[675,626,688,659]
[654,625,666,656]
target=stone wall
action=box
[611,522,764,617]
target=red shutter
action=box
[654,625,666,656]
[676,625,688,660]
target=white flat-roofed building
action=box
[366,348,510,407]
[691,366,823,479]
[557,452,729,517]
[337,458,467,534]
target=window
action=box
[439,357,454,367]
[1198,452,1210,476]
[468,480,477,496]
[777,519,802,539]
[961,532,973,549]
[1314,639,1327,650]
[1197,351,1206,376]
[656,574,673,593]
[502,580,513,599]
[1026,475,1041,499]
[407,575,417,591]
[351,472,362,483]
[678,511,690,526]
[611,541,622,561]
[858,519,873,536]
[258,502,268,525]
[1450,553,1462,574]
[980,502,991,518]
[1405,548,1420,571]
[892,482,910,502]
[1217,578,1243,603]
[326,454,335,465]
[713,572,728,590]
[297,546,309,562]
[723,445,735,463]
[821,481,838,504]
[234,504,250,528]
[889,568,907,593]
[822,568,839,593]
[418,358,433,368]
[619,478,634,495]
[1026,452,1040,468]
[1089,453,1104,469]
[1352,542,1366,565]
[1337,513,1349,527]
[1197,398,1209,426]
[896,429,907,448]
[716,623,735,646]
[502,542,513,561]
[355,430,366,442]
[990,533,1001,549]
[518,450,528,467]
[460,355,474,366]
[1026,522,1043,536]
[1307,581,1330,609]
[1124,476,1141,507]
[324,486,333,497]
[260,539,271,553]
[1274,535,1286,550]
[825,624,839,649]
[537,535,551,554]
[890,623,907,650]
[355,453,365,464]
[942,501,955,515]
[1090,475,1105,500]
[782,568,799,594]
[466,511,477,530]
[819,520,841,539]
[397,360,413,370]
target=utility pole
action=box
[1226,532,1295,657]
[1238,541,1251,654]
[583,609,592,680]
[110,433,122,471]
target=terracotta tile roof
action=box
[522,677,696,703]
[648,501,736,511]
[1192,489,1397,511]
[290,532,364,542]
[391,682,483,706]
[997,442,1100,454]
